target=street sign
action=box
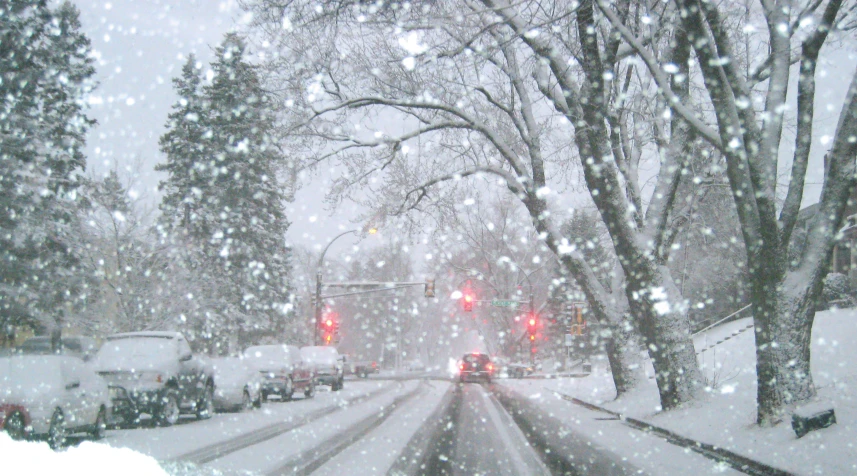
[491,300,519,308]
[564,334,574,346]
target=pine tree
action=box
[156,54,208,234]
[0,0,96,341]
[157,34,292,349]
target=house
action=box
[795,186,857,285]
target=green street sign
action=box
[491,300,519,308]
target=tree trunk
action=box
[602,317,645,397]
[625,265,702,409]
[754,289,819,425]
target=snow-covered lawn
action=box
[508,308,857,475]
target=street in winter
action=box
[2,0,857,475]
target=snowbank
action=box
[0,433,169,475]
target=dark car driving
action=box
[459,353,493,383]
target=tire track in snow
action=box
[171,382,396,465]
[265,380,429,475]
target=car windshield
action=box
[462,354,490,365]
[17,338,52,353]
[1,0,855,473]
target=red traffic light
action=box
[463,292,474,312]
[526,314,538,331]
[325,319,334,328]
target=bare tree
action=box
[240,0,718,407]
[599,0,857,424]
[436,193,555,359]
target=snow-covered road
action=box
[71,375,745,475]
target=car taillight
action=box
[459,363,464,371]
[487,363,493,372]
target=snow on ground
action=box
[313,380,452,476]
[0,433,169,475]
[206,380,421,474]
[103,380,394,461]
[507,308,857,475]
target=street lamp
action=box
[314,227,377,345]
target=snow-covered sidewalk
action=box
[505,308,857,475]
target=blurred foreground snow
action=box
[0,433,168,475]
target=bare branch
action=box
[595,0,724,149]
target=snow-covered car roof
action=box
[211,357,256,385]
[300,346,340,365]
[243,344,298,368]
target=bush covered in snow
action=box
[820,273,856,310]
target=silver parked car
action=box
[0,355,110,449]
[210,357,263,412]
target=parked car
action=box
[92,331,215,427]
[243,344,315,401]
[0,355,110,449]
[351,360,379,378]
[458,353,494,384]
[504,363,532,379]
[301,346,345,391]
[210,357,263,412]
[405,360,426,372]
[16,336,99,362]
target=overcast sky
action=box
[74,0,856,259]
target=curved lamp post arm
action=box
[317,229,358,271]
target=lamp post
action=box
[314,228,376,345]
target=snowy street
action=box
[51,375,742,476]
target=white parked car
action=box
[300,346,344,391]
[210,357,263,412]
[0,355,110,449]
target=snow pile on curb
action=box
[0,433,169,475]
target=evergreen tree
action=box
[157,34,292,350]
[156,54,208,234]
[0,1,96,341]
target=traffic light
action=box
[463,293,474,312]
[424,278,435,298]
[526,313,538,341]
[321,313,338,345]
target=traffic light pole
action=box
[315,229,362,346]
[314,271,323,346]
